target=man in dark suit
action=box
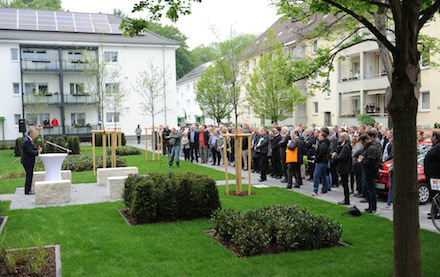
[332,132,352,205]
[188,125,199,162]
[270,128,282,179]
[287,130,305,188]
[255,127,269,182]
[21,127,42,195]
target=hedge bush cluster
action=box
[67,136,81,154]
[0,142,14,150]
[212,205,343,257]
[106,146,141,156]
[14,136,80,156]
[95,132,126,147]
[124,172,221,223]
[35,155,127,172]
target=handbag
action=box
[286,147,298,163]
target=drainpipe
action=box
[59,47,66,137]
[19,45,25,138]
[162,44,167,125]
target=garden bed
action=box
[0,245,61,277]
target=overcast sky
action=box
[62,0,280,49]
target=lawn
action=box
[0,147,233,194]
[1,186,440,276]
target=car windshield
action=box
[417,144,432,165]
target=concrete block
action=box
[97,167,138,186]
[35,180,71,205]
[107,176,127,199]
[32,170,72,191]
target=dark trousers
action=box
[271,152,281,176]
[190,142,198,162]
[354,162,363,194]
[136,136,141,144]
[23,163,34,194]
[211,148,220,165]
[253,155,260,172]
[280,149,287,178]
[287,162,302,187]
[183,148,190,161]
[350,168,355,191]
[340,173,349,203]
[330,161,338,186]
[307,155,315,179]
[259,153,268,180]
[364,173,377,211]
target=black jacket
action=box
[188,130,199,145]
[315,139,330,164]
[21,136,39,166]
[199,130,210,147]
[270,134,281,154]
[334,140,352,174]
[256,134,269,154]
[361,141,381,175]
[424,141,440,179]
[278,133,289,151]
[287,136,306,164]
[304,134,317,158]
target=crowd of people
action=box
[136,122,440,214]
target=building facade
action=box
[0,8,179,141]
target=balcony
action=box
[64,94,99,105]
[23,93,62,105]
[26,124,100,137]
[63,60,93,71]
[22,59,59,71]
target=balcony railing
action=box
[22,59,59,71]
[62,60,94,71]
[26,124,100,136]
[23,93,99,105]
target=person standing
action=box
[255,128,269,182]
[209,129,221,166]
[279,127,289,182]
[270,128,282,178]
[251,127,261,173]
[240,128,250,171]
[188,125,199,162]
[424,131,440,188]
[198,126,210,164]
[312,132,330,196]
[304,127,317,181]
[51,117,58,127]
[332,132,352,205]
[351,133,364,197]
[286,130,304,189]
[358,134,381,213]
[135,125,142,144]
[21,127,42,195]
[168,128,182,168]
[162,126,171,156]
[181,131,190,161]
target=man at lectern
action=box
[21,127,42,195]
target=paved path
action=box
[0,140,436,233]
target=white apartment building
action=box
[0,8,179,141]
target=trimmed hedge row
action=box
[95,132,126,147]
[124,172,221,223]
[212,205,343,257]
[0,142,15,150]
[34,155,127,172]
[14,136,80,156]
[106,146,141,156]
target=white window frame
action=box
[352,97,361,114]
[13,83,20,95]
[312,101,319,115]
[24,83,49,95]
[14,114,21,126]
[105,83,119,94]
[420,48,430,69]
[11,48,18,61]
[70,83,85,95]
[106,112,119,123]
[313,41,318,53]
[420,91,430,112]
[104,51,118,63]
[71,113,86,125]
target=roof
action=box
[241,13,335,57]
[0,8,180,46]
[177,61,213,84]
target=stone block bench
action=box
[97,167,138,186]
[35,180,71,205]
[107,176,127,199]
[32,170,72,191]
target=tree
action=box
[191,44,216,66]
[133,62,169,127]
[246,30,304,122]
[25,93,48,126]
[194,64,233,124]
[123,0,440,275]
[105,83,127,129]
[0,0,62,10]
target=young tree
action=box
[122,1,440,275]
[246,30,304,122]
[194,64,233,124]
[133,62,169,127]
[105,83,127,129]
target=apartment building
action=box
[0,8,179,141]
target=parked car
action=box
[375,141,434,205]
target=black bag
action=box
[348,206,361,217]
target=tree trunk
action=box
[389,65,422,276]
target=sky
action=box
[62,0,280,49]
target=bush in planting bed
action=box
[67,136,81,154]
[107,146,141,156]
[212,205,343,257]
[0,142,14,150]
[14,137,23,156]
[123,172,221,224]
[35,155,127,172]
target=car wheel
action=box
[418,182,431,205]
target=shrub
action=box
[45,136,57,153]
[55,137,67,149]
[212,205,343,257]
[123,172,221,223]
[67,136,80,154]
[14,138,23,157]
[357,113,375,127]
[107,146,141,156]
[119,132,126,146]
[34,155,127,172]
[95,133,103,147]
[0,142,14,150]
[434,122,440,129]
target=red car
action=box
[375,141,434,205]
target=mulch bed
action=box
[0,246,56,277]
[205,230,349,258]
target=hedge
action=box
[35,155,127,172]
[106,146,141,156]
[124,172,221,224]
[0,142,14,150]
[95,132,126,147]
[67,136,80,154]
[14,138,23,156]
[212,205,343,257]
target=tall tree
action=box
[194,64,232,124]
[246,30,304,122]
[122,0,440,275]
[0,0,62,10]
[133,62,169,128]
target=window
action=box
[40,113,50,125]
[104,51,118,62]
[24,83,48,95]
[71,113,86,125]
[36,50,47,61]
[70,83,85,95]
[313,101,319,114]
[11,48,18,61]
[68,51,83,62]
[313,41,318,53]
[22,49,34,60]
[421,48,430,68]
[25,113,37,125]
[22,49,47,61]
[106,112,119,123]
[13,83,19,95]
[14,114,20,126]
[246,60,249,70]
[105,83,119,94]
[352,97,360,113]
[38,84,48,94]
[253,58,257,67]
[24,83,36,94]
[313,72,318,84]
[420,91,430,111]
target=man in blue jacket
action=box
[21,127,42,195]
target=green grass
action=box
[1,187,439,276]
[0,147,233,194]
